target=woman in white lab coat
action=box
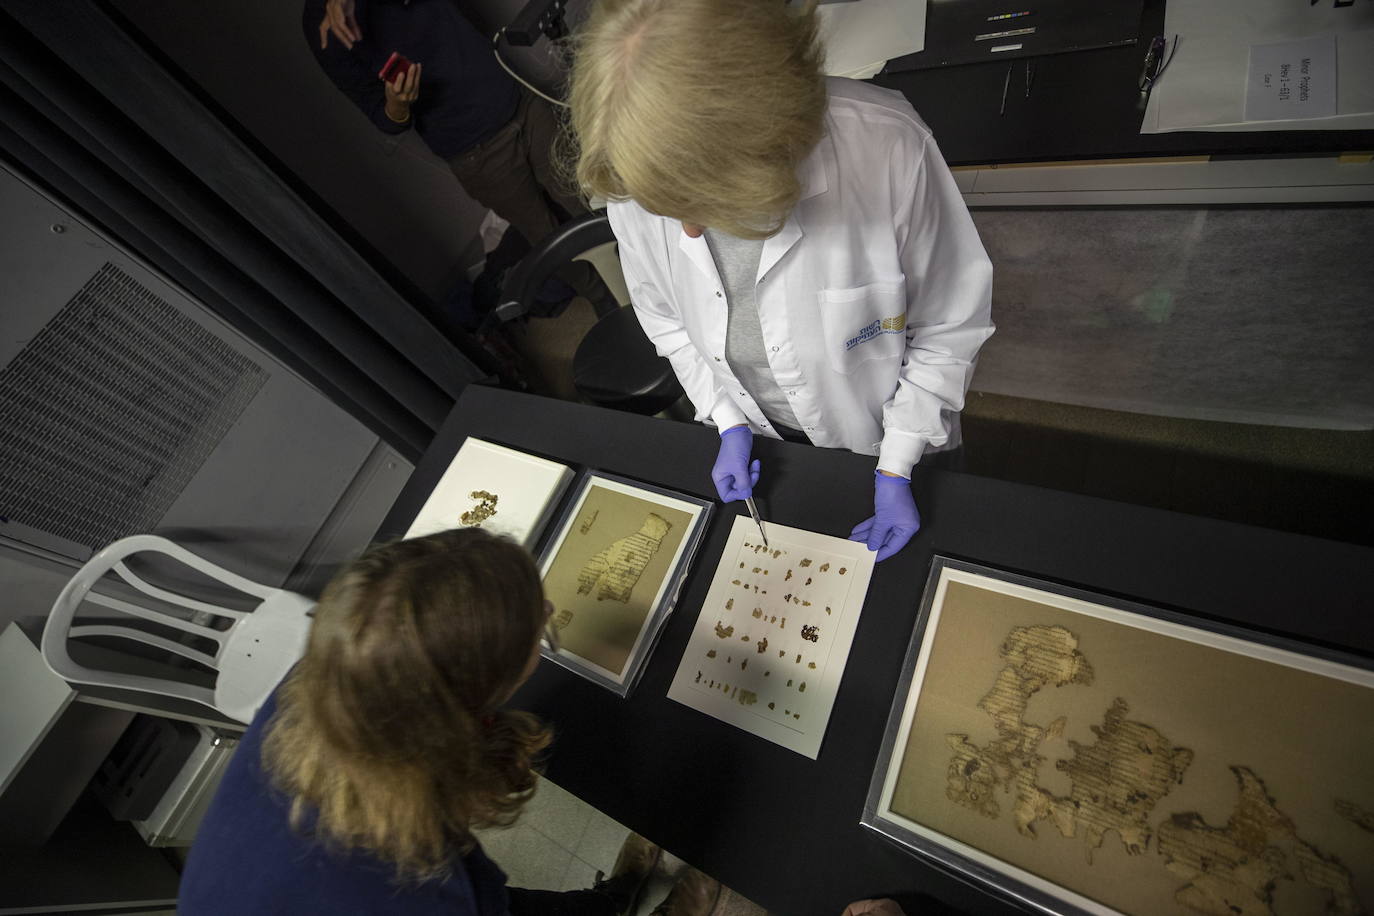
[567,0,994,562]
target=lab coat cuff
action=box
[877,431,927,480]
[710,398,750,432]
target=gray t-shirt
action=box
[704,228,802,432]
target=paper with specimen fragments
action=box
[872,564,1374,916]
[405,437,572,550]
[667,516,876,759]
[540,477,701,684]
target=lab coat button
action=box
[715,291,723,298]
[771,346,779,352]
[714,356,721,361]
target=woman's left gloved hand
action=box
[848,471,920,562]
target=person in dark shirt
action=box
[304,0,611,312]
[178,528,655,915]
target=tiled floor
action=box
[475,776,765,916]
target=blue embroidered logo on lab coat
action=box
[844,315,905,351]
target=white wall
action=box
[110,0,490,301]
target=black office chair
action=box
[492,210,686,417]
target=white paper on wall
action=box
[404,437,573,550]
[818,0,927,80]
[1245,34,1337,122]
[666,516,876,759]
[1141,0,1374,134]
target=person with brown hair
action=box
[177,528,659,915]
[568,0,995,564]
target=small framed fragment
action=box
[666,516,876,759]
[405,437,573,550]
[538,471,712,696]
[862,557,1374,916]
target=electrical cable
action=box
[491,27,568,108]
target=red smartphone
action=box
[378,51,413,83]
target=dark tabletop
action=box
[379,385,1374,916]
[873,0,1374,166]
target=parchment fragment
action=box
[1028,698,1193,860]
[1335,799,1374,836]
[460,490,498,526]
[1158,767,1365,916]
[576,513,672,602]
[945,625,1094,822]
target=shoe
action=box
[593,832,661,915]
[650,867,721,916]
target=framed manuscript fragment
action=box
[862,557,1374,916]
[666,516,876,759]
[539,472,711,696]
[405,437,573,550]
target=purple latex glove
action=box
[849,471,921,562]
[711,425,760,503]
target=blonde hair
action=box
[567,0,827,239]
[262,528,551,883]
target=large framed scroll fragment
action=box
[538,472,712,697]
[863,557,1374,916]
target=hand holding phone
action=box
[381,55,421,123]
[378,51,412,83]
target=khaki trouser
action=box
[449,88,609,307]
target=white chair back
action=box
[42,534,314,724]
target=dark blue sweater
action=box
[179,690,509,915]
[303,0,519,160]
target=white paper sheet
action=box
[404,438,572,550]
[1245,34,1337,122]
[817,0,927,79]
[1142,0,1374,134]
[666,516,876,759]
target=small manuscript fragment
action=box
[801,625,819,643]
[756,637,768,654]
[714,621,734,638]
[799,558,812,567]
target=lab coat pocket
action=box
[817,278,907,375]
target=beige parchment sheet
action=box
[542,483,694,678]
[887,576,1374,916]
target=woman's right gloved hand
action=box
[711,425,759,503]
